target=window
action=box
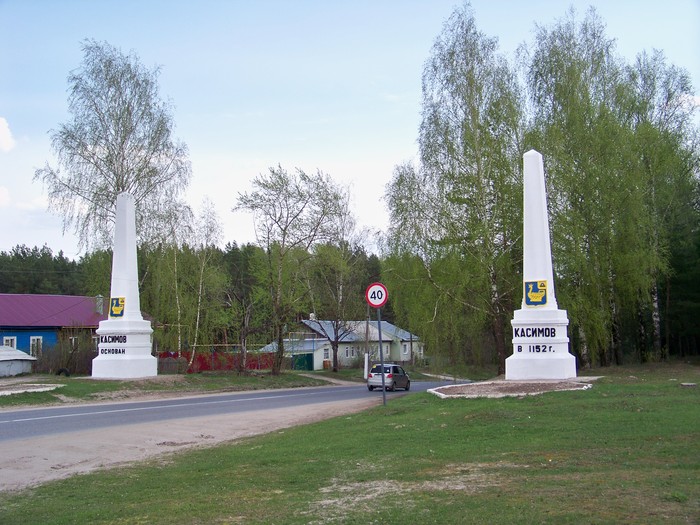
[403,343,408,355]
[345,348,349,358]
[30,336,43,357]
[3,336,16,348]
[323,349,329,359]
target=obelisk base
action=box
[506,308,577,380]
[92,319,157,379]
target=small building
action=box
[261,318,423,371]
[0,294,107,356]
[0,345,37,377]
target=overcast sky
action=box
[1,0,698,259]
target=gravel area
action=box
[430,378,598,398]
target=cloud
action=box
[0,117,17,152]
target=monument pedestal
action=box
[92,319,157,378]
[506,308,576,380]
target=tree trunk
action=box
[638,309,648,363]
[578,325,591,369]
[489,272,507,375]
[239,305,251,374]
[651,280,664,360]
[332,341,339,373]
[173,247,183,359]
[612,314,623,366]
[271,255,284,376]
[272,317,284,375]
[492,314,507,376]
[665,278,671,357]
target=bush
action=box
[34,334,96,375]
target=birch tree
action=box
[235,166,348,374]
[222,242,269,372]
[624,50,700,360]
[386,4,524,373]
[187,198,224,367]
[523,8,699,365]
[34,40,191,250]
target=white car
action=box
[367,363,410,391]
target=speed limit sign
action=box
[365,282,388,309]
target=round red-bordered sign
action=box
[365,282,388,309]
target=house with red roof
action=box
[0,294,107,356]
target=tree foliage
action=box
[34,40,191,249]
[524,8,699,365]
[221,242,270,371]
[385,3,700,370]
[235,166,350,374]
[306,241,371,371]
[0,245,82,295]
[386,4,523,373]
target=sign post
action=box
[365,282,388,406]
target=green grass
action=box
[306,367,367,382]
[1,362,698,524]
[0,371,328,408]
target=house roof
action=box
[0,345,36,361]
[261,318,421,354]
[301,320,363,343]
[0,294,107,328]
[301,319,419,342]
[366,321,419,342]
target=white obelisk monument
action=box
[92,192,157,378]
[506,150,577,380]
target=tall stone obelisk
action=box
[92,192,157,378]
[506,150,576,380]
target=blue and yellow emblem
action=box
[525,281,547,307]
[109,297,125,317]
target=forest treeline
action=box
[1,220,698,373]
[0,242,384,364]
[383,5,700,372]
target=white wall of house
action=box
[314,343,331,370]
[283,321,424,370]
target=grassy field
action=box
[0,362,698,524]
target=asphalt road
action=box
[0,380,450,442]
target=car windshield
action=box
[370,365,390,373]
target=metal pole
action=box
[377,307,386,406]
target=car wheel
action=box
[368,385,374,391]
[388,383,395,392]
[405,380,410,391]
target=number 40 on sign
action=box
[365,282,388,309]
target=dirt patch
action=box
[304,462,504,524]
[0,383,64,396]
[430,378,598,398]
